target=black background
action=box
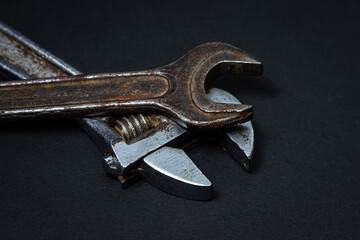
[1,1,359,239]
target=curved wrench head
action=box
[159,42,263,129]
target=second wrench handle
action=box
[0,71,169,120]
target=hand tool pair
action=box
[0,21,262,200]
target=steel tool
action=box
[0,22,260,200]
[0,41,262,129]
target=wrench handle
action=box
[0,72,169,120]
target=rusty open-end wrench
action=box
[0,22,261,200]
[0,43,262,129]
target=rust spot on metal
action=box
[0,42,263,129]
[0,31,67,78]
[0,75,169,110]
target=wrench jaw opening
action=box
[153,42,263,130]
[188,43,263,129]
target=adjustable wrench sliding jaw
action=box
[0,22,260,200]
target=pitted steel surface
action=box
[0,41,262,129]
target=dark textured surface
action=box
[0,1,359,239]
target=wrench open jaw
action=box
[0,42,262,129]
[155,42,263,129]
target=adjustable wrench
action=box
[0,22,260,200]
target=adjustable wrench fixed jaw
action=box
[0,42,262,130]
